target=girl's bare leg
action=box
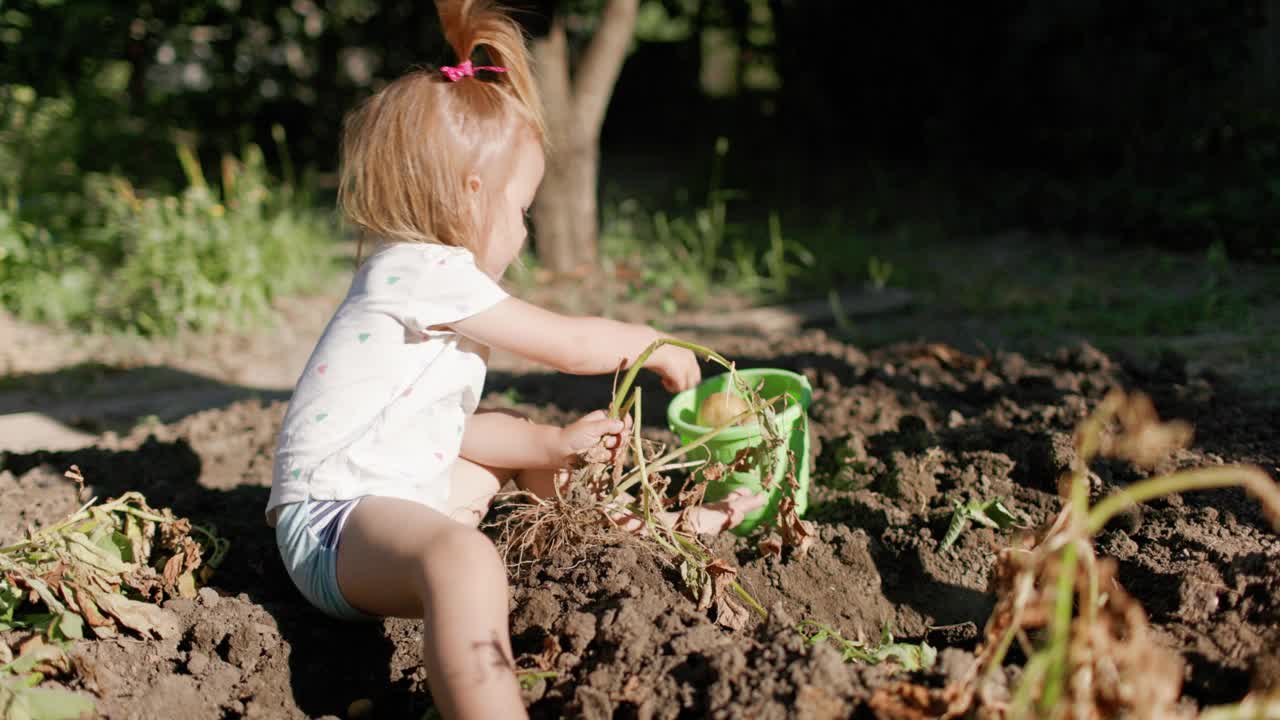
[334,459,522,720]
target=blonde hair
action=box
[338,0,545,261]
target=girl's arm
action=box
[449,297,700,391]
[460,410,627,470]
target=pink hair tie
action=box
[440,60,506,82]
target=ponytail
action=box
[437,0,545,142]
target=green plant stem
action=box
[1011,653,1052,720]
[1039,541,1077,713]
[608,338,733,419]
[610,406,755,500]
[1086,464,1280,535]
[628,390,682,558]
[730,580,767,617]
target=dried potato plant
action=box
[1,467,227,642]
[490,339,809,628]
[1,467,229,718]
[941,390,1280,720]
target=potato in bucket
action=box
[696,391,755,428]
[668,368,812,535]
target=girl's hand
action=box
[644,340,702,393]
[555,410,632,466]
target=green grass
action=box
[599,138,820,314]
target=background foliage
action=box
[0,0,1277,332]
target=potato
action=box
[697,391,754,427]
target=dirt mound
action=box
[2,331,1277,718]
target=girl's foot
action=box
[606,488,767,536]
[667,488,768,534]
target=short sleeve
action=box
[364,244,509,335]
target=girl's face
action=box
[473,135,545,278]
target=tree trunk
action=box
[530,16,578,273]
[529,0,638,274]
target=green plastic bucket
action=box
[666,368,813,535]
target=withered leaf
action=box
[73,585,112,628]
[57,580,80,614]
[701,463,728,483]
[1111,420,1193,468]
[40,562,68,593]
[758,534,783,559]
[17,633,45,660]
[66,532,133,574]
[161,553,183,589]
[714,595,750,631]
[12,636,74,677]
[778,496,816,558]
[93,590,181,639]
[536,635,561,670]
[704,558,738,585]
[177,571,198,599]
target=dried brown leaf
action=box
[536,635,561,670]
[73,585,112,628]
[64,465,87,500]
[14,636,74,677]
[729,447,756,472]
[93,590,181,639]
[16,633,45,659]
[157,516,192,550]
[40,562,68,593]
[1100,392,1194,468]
[714,595,750,631]
[758,534,783,559]
[161,553,184,590]
[701,462,728,483]
[705,558,737,584]
[778,496,816,557]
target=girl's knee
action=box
[419,524,503,580]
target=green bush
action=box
[85,145,337,335]
[0,84,339,335]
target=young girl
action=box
[266,2,763,718]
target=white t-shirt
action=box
[266,242,508,525]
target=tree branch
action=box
[531,14,575,149]
[571,0,639,141]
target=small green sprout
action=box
[798,622,937,672]
[867,255,895,291]
[516,670,557,690]
[941,496,1024,551]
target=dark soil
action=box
[2,330,1277,718]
